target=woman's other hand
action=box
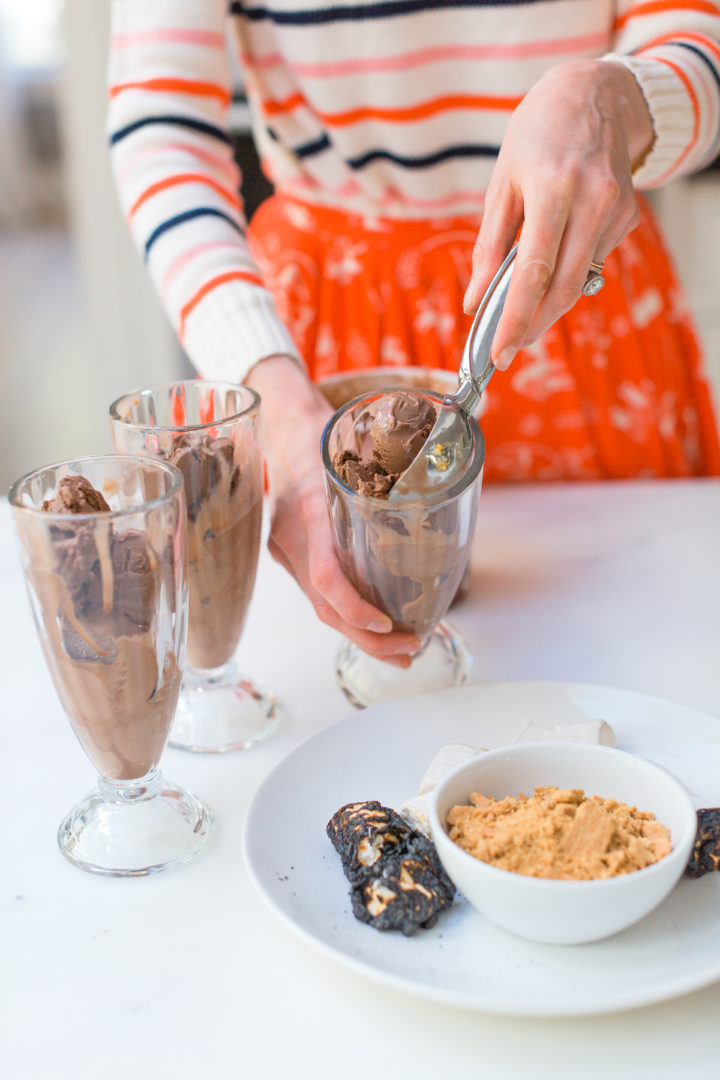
[464,59,655,371]
[247,356,419,667]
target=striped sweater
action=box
[108,0,720,384]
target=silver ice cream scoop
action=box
[388,244,517,501]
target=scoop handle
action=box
[454,244,518,415]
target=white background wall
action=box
[0,0,186,493]
[59,0,183,390]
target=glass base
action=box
[169,659,282,752]
[57,769,213,877]
[336,619,471,709]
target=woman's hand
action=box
[247,355,419,666]
[464,59,655,370]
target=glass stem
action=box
[183,657,238,692]
[97,767,161,803]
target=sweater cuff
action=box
[181,283,305,384]
[602,53,695,187]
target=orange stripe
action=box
[320,93,522,126]
[179,271,264,339]
[652,55,701,182]
[263,91,306,115]
[635,28,720,63]
[109,78,230,105]
[171,387,186,426]
[262,90,521,125]
[128,173,241,219]
[615,1,720,31]
[198,394,216,425]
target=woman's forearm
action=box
[108,0,300,383]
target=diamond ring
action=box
[583,261,606,297]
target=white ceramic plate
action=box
[242,681,720,1017]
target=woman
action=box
[109,0,720,666]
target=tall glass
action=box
[321,390,484,708]
[110,380,279,752]
[10,454,213,876]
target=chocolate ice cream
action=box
[42,475,111,514]
[167,433,261,670]
[329,497,472,637]
[332,391,437,499]
[332,451,396,499]
[325,390,481,639]
[25,476,180,780]
[370,392,437,474]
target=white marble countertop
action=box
[2,481,720,1080]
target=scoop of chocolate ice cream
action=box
[41,475,156,636]
[331,392,437,499]
[162,430,260,669]
[42,475,111,514]
[370,392,436,475]
[42,477,110,621]
[169,433,239,521]
[111,529,158,632]
[333,450,396,499]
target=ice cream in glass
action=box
[10,454,213,875]
[110,380,278,752]
[322,389,484,707]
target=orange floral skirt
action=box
[248,191,720,482]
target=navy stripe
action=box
[144,208,245,260]
[230,0,546,26]
[347,142,499,170]
[673,40,720,99]
[295,133,332,158]
[266,126,330,158]
[110,115,233,147]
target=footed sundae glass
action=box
[110,380,279,752]
[10,454,213,876]
[322,390,484,708]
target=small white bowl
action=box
[430,742,696,945]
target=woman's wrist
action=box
[246,353,331,491]
[539,58,655,173]
[600,59,656,171]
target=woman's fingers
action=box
[306,545,391,633]
[486,187,571,370]
[515,177,640,349]
[464,176,520,314]
[309,557,420,656]
[268,484,420,664]
[521,235,616,348]
[477,171,637,368]
[271,477,395,632]
[312,590,418,663]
